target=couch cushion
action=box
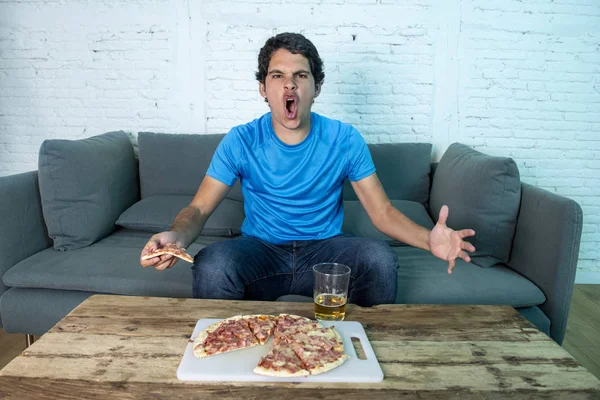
[116,195,244,236]
[0,171,53,307]
[138,132,243,201]
[516,306,551,337]
[343,142,432,205]
[38,131,139,251]
[429,143,521,268]
[274,293,551,336]
[2,229,227,297]
[394,247,545,307]
[343,200,434,246]
[4,229,546,309]
[0,288,95,336]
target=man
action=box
[140,32,476,306]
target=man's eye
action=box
[272,74,282,79]
[298,74,307,78]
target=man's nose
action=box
[284,78,297,90]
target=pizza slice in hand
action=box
[142,243,194,263]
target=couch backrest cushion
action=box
[138,132,243,201]
[38,131,139,251]
[343,199,434,246]
[429,143,521,268]
[116,195,244,236]
[343,142,433,205]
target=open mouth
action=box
[284,96,298,120]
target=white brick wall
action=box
[0,0,598,279]
[203,0,434,141]
[455,0,600,279]
[0,0,206,168]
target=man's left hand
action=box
[429,205,476,274]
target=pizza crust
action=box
[253,365,309,377]
[307,354,349,375]
[195,341,260,359]
[254,344,310,377]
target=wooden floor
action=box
[562,284,600,379]
[1,285,599,380]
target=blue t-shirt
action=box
[206,112,375,244]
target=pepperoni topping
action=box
[197,314,347,376]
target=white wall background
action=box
[0,0,598,281]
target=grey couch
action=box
[0,131,583,345]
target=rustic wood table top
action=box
[1,295,599,399]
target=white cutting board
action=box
[177,318,383,383]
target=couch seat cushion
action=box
[394,247,546,308]
[2,229,226,297]
[116,195,244,236]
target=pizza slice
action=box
[244,314,278,345]
[142,243,194,263]
[273,314,323,345]
[193,316,259,358]
[285,326,344,351]
[253,343,309,377]
[289,327,349,376]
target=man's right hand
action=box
[140,176,231,271]
[140,231,183,271]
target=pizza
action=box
[192,313,348,377]
[254,343,310,377]
[142,243,194,263]
[244,314,278,345]
[193,315,259,358]
[258,316,348,376]
[272,314,323,345]
[288,327,349,375]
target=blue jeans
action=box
[191,235,398,306]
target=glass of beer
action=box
[313,263,351,321]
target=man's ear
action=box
[259,82,267,100]
[315,82,322,98]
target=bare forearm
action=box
[375,205,431,251]
[170,206,209,248]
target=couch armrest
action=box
[0,171,52,324]
[507,182,583,345]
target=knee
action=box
[192,245,242,285]
[192,245,243,299]
[361,240,398,302]
[361,240,398,276]
[194,245,223,270]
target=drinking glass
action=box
[312,263,351,321]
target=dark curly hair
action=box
[255,32,325,88]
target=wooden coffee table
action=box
[1,295,599,399]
